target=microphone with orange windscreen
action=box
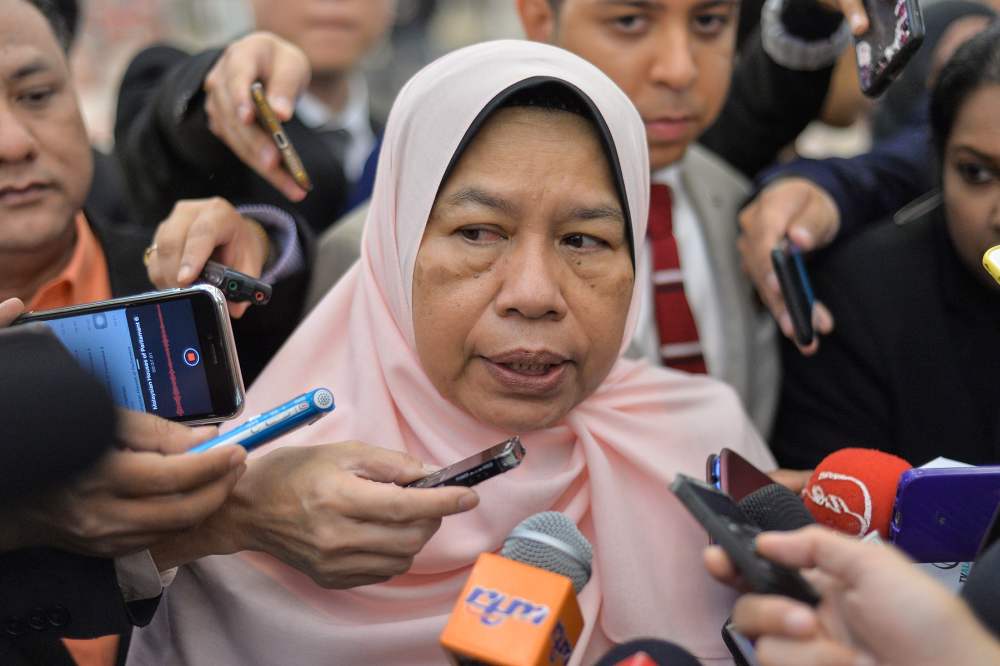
[801,448,912,538]
[439,512,592,666]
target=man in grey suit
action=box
[309,0,870,437]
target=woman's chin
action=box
[462,396,573,433]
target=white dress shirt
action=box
[295,74,376,184]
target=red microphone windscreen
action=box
[803,448,912,538]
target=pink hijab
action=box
[129,40,774,665]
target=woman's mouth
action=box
[481,350,571,395]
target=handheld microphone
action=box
[802,448,911,538]
[439,512,592,666]
[593,638,703,665]
[738,484,814,532]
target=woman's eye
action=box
[18,87,55,107]
[458,227,504,243]
[956,162,996,186]
[611,14,650,35]
[693,13,730,36]
[563,233,608,250]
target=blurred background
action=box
[71,0,522,149]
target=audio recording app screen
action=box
[39,299,212,418]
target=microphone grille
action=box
[738,483,815,531]
[502,512,593,594]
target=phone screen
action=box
[36,298,212,419]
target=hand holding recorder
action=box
[150,441,479,588]
[202,32,312,201]
[704,526,1000,666]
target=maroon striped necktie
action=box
[647,183,707,374]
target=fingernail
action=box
[784,607,814,634]
[851,14,866,33]
[423,463,442,474]
[238,102,253,122]
[260,145,274,167]
[177,264,194,283]
[271,97,292,118]
[855,654,877,666]
[458,493,479,511]
[766,271,780,292]
[229,447,247,467]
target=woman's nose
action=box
[493,237,568,321]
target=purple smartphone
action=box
[889,466,1000,562]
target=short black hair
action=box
[22,0,78,52]
[929,19,1000,162]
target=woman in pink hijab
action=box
[130,40,774,664]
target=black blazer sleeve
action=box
[701,1,841,179]
[0,326,116,501]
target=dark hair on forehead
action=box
[929,19,1000,161]
[498,80,593,118]
[22,0,77,52]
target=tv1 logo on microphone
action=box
[440,553,583,666]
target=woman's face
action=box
[943,84,1000,291]
[412,107,634,432]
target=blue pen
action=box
[189,388,335,454]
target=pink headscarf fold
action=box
[129,40,774,665]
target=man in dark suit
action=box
[114,0,393,235]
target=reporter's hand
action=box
[203,31,311,201]
[146,197,270,318]
[704,526,1000,666]
[6,410,246,557]
[738,178,839,355]
[0,297,24,326]
[158,442,479,589]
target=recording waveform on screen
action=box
[156,304,185,416]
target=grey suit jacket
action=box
[305,145,779,435]
[675,144,779,436]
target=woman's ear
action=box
[516,0,559,43]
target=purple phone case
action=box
[889,466,1000,562]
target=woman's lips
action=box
[644,117,695,143]
[481,350,571,395]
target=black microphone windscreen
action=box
[739,483,815,532]
[593,638,703,665]
[962,538,1000,639]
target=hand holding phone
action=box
[671,474,820,605]
[251,81,313,192]
[771,240,816,348]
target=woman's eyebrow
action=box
[447,187,520,217]
[951,144,1000,170]
[568,204,625,224]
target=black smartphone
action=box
[406,437,526,488]
[201,260,272,305]
[16,285,244,424]
[722,621,761,666]
[670,474,820,606]
[855,0,926,97]
[771,240,816,347]
[707,448,775,501]
[250,81,313,192]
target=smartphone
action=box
[406,437,526,488]
[250,81,313,192]
[670,474,820,605]
[889,466,1000,562]
[201,260,272,305]
[707,448,775,501]
[722,621,761,666]
[983,245,1000,286]
[189,388,334,454]
[15,285,244,425]
[771,240,815,347]
[855,0,926,97]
